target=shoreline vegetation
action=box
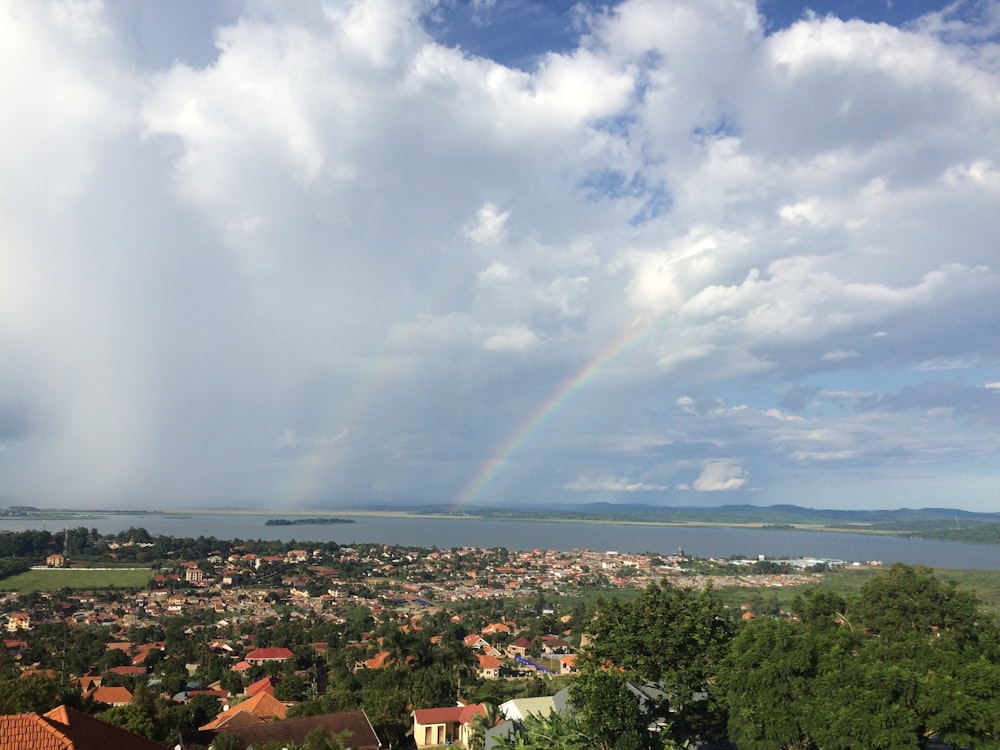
[2,503,999,545]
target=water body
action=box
[2,512,999,570]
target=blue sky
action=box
[1,0,999,511]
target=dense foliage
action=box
[715,565,1000,749]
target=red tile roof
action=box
[200,691,288,730]
[413,704,485,725]
[246,675,280,696]
[85,685,132,705]
[0,705,164,750]
[0,713,70,750]
[212,710,380,750]
[245,646,293,661]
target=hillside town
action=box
[0,526,841,748]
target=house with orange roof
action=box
[476,653,503,680]
[245,646,293,666]
[83,685,133,707]
[199,690,288,730]
[354,650,391,671]
[131,641,164,666]
[481,622,512,635]
[463,634,501,657]
[189,709,381,750]
[559,654,578,675]
[246,675,280,696]
[412,704,486,748]
[0,704,163,750]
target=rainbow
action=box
[281,315,421,506]
[452,317,659,510]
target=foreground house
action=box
[412,704,486,748]
[199,691,288,730]
[185,709,381,749]
[0,705,163,750]
[498,689,571,722]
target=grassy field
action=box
[715,566,1000,622]
[0,567,153,592]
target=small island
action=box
[264,517,356,526]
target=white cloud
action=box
[3,0,1000,510]
[565,476,670,492]
[466,202,511,245]
[483,326,539,352]
[693,461,749,491]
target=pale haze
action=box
[2,0,1000,511]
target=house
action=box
[354,650,391,671]
[505,636,532,659]
[192,710,381,749]
[246,675,281,696]
[85,685,133,707]
[540,635,574,654]
[463,634,502,657]
[482,622,512,635]
[6,612,30,632]
[185,567,204,583]
[244,646,293,665]
[200,690,288,730]
[0,705,163,750]
[46,553,66,568]
[559,654,577,675]
[286,549,309,563]
[477,653,503,679]
[498,689,571,722]
[412,704,485,748]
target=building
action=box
[0,705,163,750]
[5,613,30,633]
[190,710,381,749]
[244,646,294,666]
[412,704,485,748]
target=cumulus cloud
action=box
[693,461,749,491]
[2,0,999,510]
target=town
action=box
[0,525,845,748]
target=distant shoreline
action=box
[6,506,996,545]
[161,507,902,537]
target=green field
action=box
[0,567,153,592]
[716,566,1000,622]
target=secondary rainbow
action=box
[452,318,659,510]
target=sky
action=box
[2,0,1000,513]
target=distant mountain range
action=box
[387,502,1000,526]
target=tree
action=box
[0,675,80,715]
[495,709,589,750]
[717,616,832,750]
[580,581,734,743]
[719,565,1000,750]
[569,669,650,750]
[97,703,161,741]
[361,669,410,748]
[407,664,456,708]
[210,734,247,750]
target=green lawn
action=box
[0,567,153,592]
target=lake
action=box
[1,512,999,570]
